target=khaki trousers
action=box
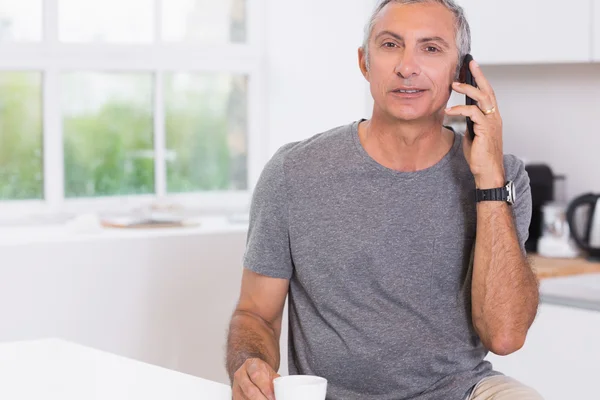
[466,375,544,400]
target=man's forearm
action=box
[226,310,281,382]
[471,201,539,355]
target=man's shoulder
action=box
[269,121,358,168]
[257,121,357,189]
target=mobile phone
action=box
[461,54,477,140]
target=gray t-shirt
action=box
[243,120,532,400]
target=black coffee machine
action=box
[525,164,564,253]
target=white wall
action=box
[483,64,600,201]
[265,0,372,156]
[0,229,247,385]
[445,63,600,200]
[266,1,600,201]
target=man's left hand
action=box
[445,59,505,189]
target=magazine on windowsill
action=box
[100,214,200,229]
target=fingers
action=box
[232,383,253,400]
[238,374,274,400]
[247,360,277,400]
[444,105,487,127]
[451,82,495,112]
[468,60,495,100]
[452,59,498,111]
[232,359,276,400]
[235,370,270,400]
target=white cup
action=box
[273,375,328,400]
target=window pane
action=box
[0,0,42,42]
[58,0,153,43]
[63,73,154,198]
[162,0,246,44]
[0,72,43,200]
[165,73,248,192]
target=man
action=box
[226,0,542,399]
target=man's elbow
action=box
[488,333,526,356]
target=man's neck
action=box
[358,112,455,173]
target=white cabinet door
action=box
[457,0,592,64]
[594,0,600,60]
[485,303,600,400]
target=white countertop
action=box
[0,339,231,399]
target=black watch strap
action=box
[475,187,508,202]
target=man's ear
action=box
[358,47,369,80]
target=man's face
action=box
[360,2,459,122]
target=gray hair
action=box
[362,0,471,75]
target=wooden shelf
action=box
[529,254,600,279]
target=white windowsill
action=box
[0,215,249,247]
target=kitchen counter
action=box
[530,254,600,279]
[0,221,249,384]
[530,255,600,312]
[539,273,600,312]
[0,339,231,399]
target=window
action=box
[165,73,248,192]
[63,72,155,197]
[58,0,154,43]
[0,0,43,42]
[0,72,43,200]
[0,0,262,213]
[162,0,247,44]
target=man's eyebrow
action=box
[418,36,451,49]
[375,31,451,49]
[375,30,404,42]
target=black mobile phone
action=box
[461,54,477,140]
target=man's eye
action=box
[426,46,440,53]
[383,42,397,48]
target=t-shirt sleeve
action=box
[505,155,533,254]
[242,145,294,280]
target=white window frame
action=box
[0,0,267,221]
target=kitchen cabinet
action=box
[0,225,248,386]
[485,303,600,399]
[457,0,592,64]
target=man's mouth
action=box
[392,89,425,94]
[390,88,427,99]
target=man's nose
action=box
[395,52,421,79]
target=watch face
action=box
[506,181,516,205]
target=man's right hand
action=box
[232,358,280,400]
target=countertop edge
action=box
[540,293,600,313]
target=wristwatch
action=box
[475,181,516,205]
